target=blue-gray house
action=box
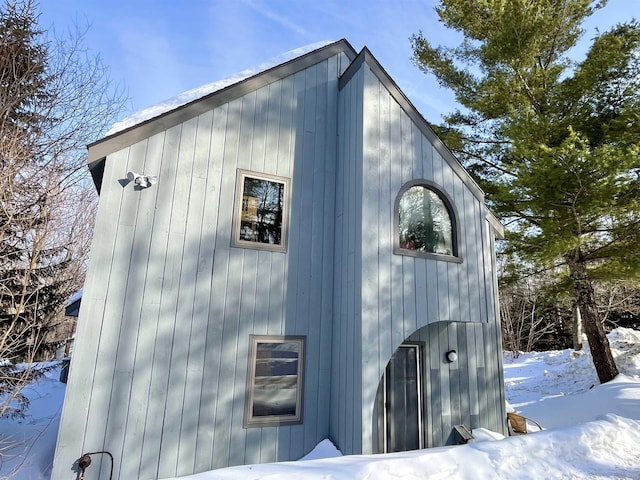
[53,40,506,480]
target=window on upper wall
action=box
[395,180,459,260]
[232,169,289,252]
[244,335,305,427]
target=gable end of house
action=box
[339,47,485,205]
[87,39,358,191]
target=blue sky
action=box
[39,0,638,128]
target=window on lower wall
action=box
[244,335,305,427]
[232,169,289,252]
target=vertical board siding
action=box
[377,86,392,382]
[118,132,166,479]
[388,98,405,353]
[176,110,214,476]
[55,48,505,480]
[306,58,327,455]
[318,55,339,446]
[353,65,365,455]
[404,321,507,448]
[109,137,159,478]
[357,64,505,453]
[55,56,343,480]
[159,115,200,477]
[346,66,362,454]
[51,147,131,479]
[330,77,346,448]
[361,64,380,455]
[138,122,186,479]
[91,140,147,478]
[194,103,228,473]
[332,65,364,455]
[355,69,501,343]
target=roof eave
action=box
[340,47,487,204]
[87,39,357,168]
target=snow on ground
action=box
[2,328,640,480]
[504,327,640,429]
[167,416,640,480]
[0,365,66,479]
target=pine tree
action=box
[0,0,124,421]
[0,0,53,361]
[412,0,640,383]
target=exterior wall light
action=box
[127,171,158,189]
[446,350,458,363]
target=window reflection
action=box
[234,170,288,252]
[398,185,453,255]
[245,336,305,427]
[252,342,300,417]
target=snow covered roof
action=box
[86,39,356,176]
[106,40,337,136]
[86,38,497,228]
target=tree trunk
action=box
[567,248,618,383]
[573,303,583,351]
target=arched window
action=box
[395,181,458,259]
